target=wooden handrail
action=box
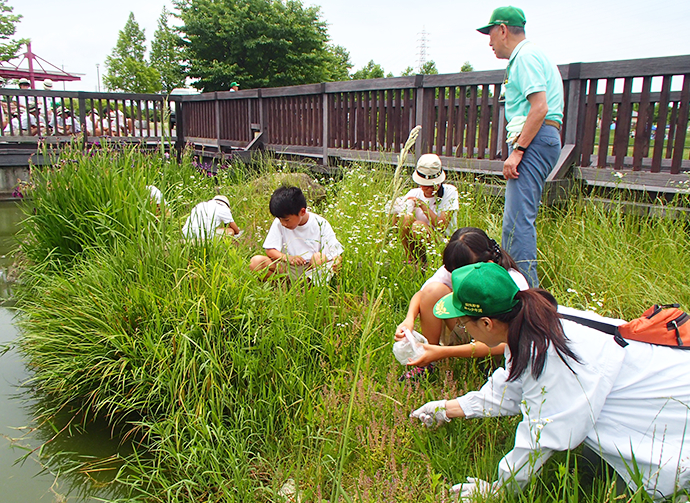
[0,54,688,178]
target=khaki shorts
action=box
[279,261,336,284]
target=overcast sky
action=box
[11,0,690,92]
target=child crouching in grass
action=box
[394,227,528,380]
[182,195,241,241]
[249,185,343,284]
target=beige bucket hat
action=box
[412,154,445,186]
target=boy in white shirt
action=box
[249,185,343,282]
[182,195,240,240]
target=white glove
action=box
[450,477,498,502]
[410,399,450,427]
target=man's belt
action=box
[544,119,561,130]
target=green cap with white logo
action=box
[433,262,520,319]
[477,6,526,35]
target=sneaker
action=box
[398,363,436,382]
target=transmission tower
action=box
[416,27,429,72]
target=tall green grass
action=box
[13,143,690,502]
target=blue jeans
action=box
[502,124,561,288]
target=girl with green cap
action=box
[411,262,690,501]
[394,227,527,380]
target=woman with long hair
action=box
[395,227,528,379]
[411,262,690,501]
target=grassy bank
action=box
[13,143,690,502]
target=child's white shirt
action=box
[263,212,343,261]
[402,184,459,235]
[183,199,234,239]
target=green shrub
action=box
[14,145,690,502]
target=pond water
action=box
[0,201,127,502]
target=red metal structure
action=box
[0,43,81,88]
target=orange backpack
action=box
[560,304,690,349]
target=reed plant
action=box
[12,143,690,502]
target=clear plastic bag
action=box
[393,328,427,365]
[387,196,414,215]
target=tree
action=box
[400,61,437,77]
[104,13,161,93]
[324,44,352,82]
[461,61,474,72]
[150,7,186,93]
[400,66,415,77]
[351,60,385,80]
[419,60,438,75]
[0,0,27,62]
[175,0,349,91]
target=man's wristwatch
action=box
[515,144,527,152]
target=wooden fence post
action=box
[78,94,87,148]
[258,88,266,139]
[671,73,690,174]
[322,84,329,166]
[247,93,254,142]
[563,63,582,144]
[414,75,425,161]
[174,97,185,159]
[214,92,221,149]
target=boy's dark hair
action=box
[269,185,307,218]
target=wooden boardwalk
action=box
[576,167,690,195]
[0,54,688,205]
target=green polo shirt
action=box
[504,39,564,126]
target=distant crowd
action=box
[3,77,145,137]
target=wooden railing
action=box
[0,89,180,142]
[1,55,689,179]
[572,57,690,174]
[177,54,690,176]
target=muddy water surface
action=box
[0,201,127,502]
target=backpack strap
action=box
[559,313,629,348]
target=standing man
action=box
[478,6,563,287]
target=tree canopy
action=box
[418,60,438,75]
[0,0,27,63]
[400,66,415,77]
[399,61,437,77]
[324,44,352,82]
[104,13,161,94]
[175,0,350,91]
[150,7,186,93]
[351,60,385,80]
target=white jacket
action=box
[457,307,690,500]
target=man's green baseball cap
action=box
[433,262,520,319]
[477,6,526,35]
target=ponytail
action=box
[488,289,581,381]
[436,184,445,198]
[489,238,502,263]
[489,237,520,271]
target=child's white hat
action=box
[413,154,445,186]
[213,195,230,207]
